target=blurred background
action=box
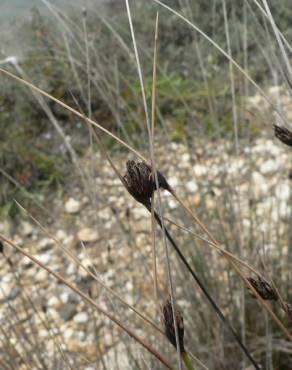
[0,1,291,369]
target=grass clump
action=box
[0,1,292,369]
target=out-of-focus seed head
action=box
[247,276,278,301]
[162,297,185,353]
[82,7,87,18]
[0,241,3,254]
[274,124,292,147]
[123,160,170,207]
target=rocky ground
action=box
[0,87,291,369]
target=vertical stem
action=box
[151,13,160,306]
[151,192,159,303]
[181,351,196,370]
[152,210,260,370]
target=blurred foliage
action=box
[0,0,291,214]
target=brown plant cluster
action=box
[274,124,292,147]
[162,297,185,353]
[123,160,170,208]
[247,276,278,301]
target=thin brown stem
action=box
[0,233,174,370]
[15,201,164,337]
[0,67,146,162]
[150,12,160,305]
[169,189,292,341]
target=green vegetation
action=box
[0,0,291,213]
[0,2,292,369]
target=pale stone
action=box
[47,296,61,308]
[73,312,89,324]
[260,159,279,175]
[125,281,133,292]
[251,141,282,157]
[168,176,179,187]
[279,201,290,222]
[193,164,207,177]
[56,229,67,241]
[65,197,82,214]
[251,172,269,198]
[227,160,244,175]
[191,194,201,207]
[104,332,114,347]
[63,235,74,246]
[268,85,282,98]
[275,182,290,201]
[77,228,99,242]
[36,253,51,265]
[67,263,77,276]
[39,329,49,338]
[22,256,33,267]
[132,207,149,219]
[21,221,34,236]
[46,308,59,320]
[247,94,268,110]
[35,269,48,282]
[60,291,70,303]
[242,219,251,228]
[185,180,198,193]
[12,235,23,246]
[38,237,54,249]
[168,198,178,209]
[63,327,74,339]
[0,281,12,300]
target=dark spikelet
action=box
[123,160,170,207]
[0,241,3,254]
[274,124,292,147]
[162,297,185,353]
[123,160,153,207]
[247,276,278,301]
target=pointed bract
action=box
[274,125,292,147]
[247,276,278,301]
[162,297,185,353]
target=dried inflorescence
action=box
[162,297,185,353]
[247,276,278,301]
[274,124,292,147]
[123,160,170,207]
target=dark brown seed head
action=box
[0,241,3,254]
[162,297,185,353]
[274,124,292,147]
[123,160,153,207]
[247,276,278,301]
[123,160,170,207]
